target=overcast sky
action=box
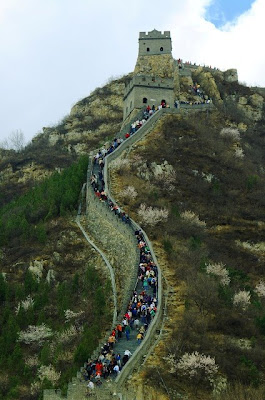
[0,0,263,144]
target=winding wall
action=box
[44,104,214,400]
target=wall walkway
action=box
[43,103,214,400]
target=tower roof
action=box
[139,29,171,39]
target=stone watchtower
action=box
[138,30,172,55]
[123,29,176,121]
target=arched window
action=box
[143,97,147,104]
[160,47,164,52]
[147,47,150,52]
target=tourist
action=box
[137,332,143,344]
[125,325,131,341]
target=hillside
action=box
[1,65,265,399]
[110,84,265,398]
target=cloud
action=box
[169,0,265,86]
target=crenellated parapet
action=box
[138,29,172,56]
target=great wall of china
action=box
[43,102,213,400]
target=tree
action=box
[9,129,25,151]
[17,324,53,345]
[176,351,218,393]
[1,130,25,151]
[186,273,220,316]
[138,203,169,226]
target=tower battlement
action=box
[138,29,172,56]
[139,30,171,39]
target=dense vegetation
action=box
[0,264,111,399]
[0,155,112,399]
[0,156,88,247]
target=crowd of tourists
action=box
[83,124,159,393]
[190,83,212,103]
[82,238,158,388]
[174,83,212,107]
[176,99,212,106]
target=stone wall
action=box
[85,171,139,321]
[43,105,214,400]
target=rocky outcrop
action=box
[134,54,175,79]
[237,93,264,121]
[224,68,238,83]
[41,79,126,156]
[0,160,53,186]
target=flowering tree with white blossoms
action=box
[15,295,35,315]
[180,210,206,228]
[138,203,169,226]
[206,263,230,286]
[233,290,251,310]
[37,364,61,384]
[111,158,130,174]
[18,324,53,345]
[234,147,244,159]
[25,355,39,368]
[220,127,241,141]
[64,309,84,323]
[56,324,83,344]
[120,186,138,201]
[255,281,265,298]
[30,381,41,396]
[176,351,218,391]
[154,169,176,192]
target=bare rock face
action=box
[224,69,238,83]
[238,96,248,105]
[249,93,264,108]
[0,161,52,186]
[237,93,264,121]
[134,54,175,78]
[238,104,263,121]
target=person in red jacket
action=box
[95,361,103,376]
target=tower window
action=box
[147,47,150,52]
[143,97,147,104]
[160,47,164,51]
